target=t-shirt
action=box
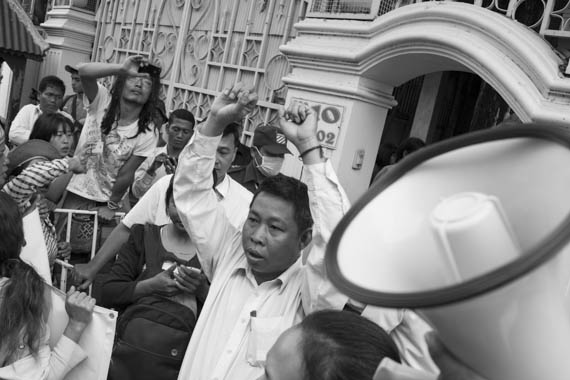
[67,84,157,202]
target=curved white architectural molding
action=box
[281,2,570,124]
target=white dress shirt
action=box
[122,171,252,230]
[9,104,73,146]
[173,131,349,380]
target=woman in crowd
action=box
[0,192,95,380]
[261,310,401,380]
[29,113,75,157]
[3,140,84,270]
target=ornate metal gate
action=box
[92,0,307,141]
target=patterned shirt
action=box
[67,84,157,202]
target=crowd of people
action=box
[0,55,490,380]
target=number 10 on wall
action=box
[291,98,344,149]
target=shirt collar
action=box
[233,255,302,293]
[214,173,231,199]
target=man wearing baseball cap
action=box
[61,64,87,153]
[229,124,291,193]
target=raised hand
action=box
[203,83,258,136]
[278,101,318,151]
[121,55,150,78]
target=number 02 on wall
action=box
[291,98,344,149]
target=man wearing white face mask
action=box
[229,125,291,193]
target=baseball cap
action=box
[65,64,79,74]
[252,125,291,155]
[7,140,62,176]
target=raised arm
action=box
[77,55,151,103]
[278,102,350,313]
[173,84,257,279]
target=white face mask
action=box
[254,147,284,177]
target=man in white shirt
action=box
[72,123,252,290]
[9,75,73,146]
[130,108,195,201]
[173,84,349,379]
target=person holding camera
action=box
[130,109,195,202]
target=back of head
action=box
[38,75,65,94]
[29,113,73,142]
[0,193,47,363]
[300,310,401,380]
[253,174,313,233]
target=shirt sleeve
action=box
[132,128,158,158]
[131,155,156,199]
[8,105,35,146]
[46,334,88,380]
[2,158,70,210]
[301,160,351,314]
[122,175,171,228]
[173,131,240,280]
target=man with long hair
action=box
[63,56,159,254]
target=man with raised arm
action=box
[173,84,349,379]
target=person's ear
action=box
[298,228,312,251]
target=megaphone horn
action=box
[327,124,570,380]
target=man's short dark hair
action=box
[38,76,65,94]
[300,310,401,380]
[222,122,240,149]
[251,174,313,233]
[169,109,195,127]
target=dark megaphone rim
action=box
[326,124,570,308]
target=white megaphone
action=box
[326,125,570,380]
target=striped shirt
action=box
[2,158,70,264]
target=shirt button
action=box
[241,318,247,323]
[226,349,232,354]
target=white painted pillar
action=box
[38,5,96,96]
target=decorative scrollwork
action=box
[242,39,260,67]
[102,35,117,62]
[210,37,226,62]
[264,54,290,91]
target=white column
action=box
[38,5,96,95]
